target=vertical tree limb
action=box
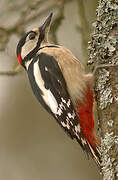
[88,0,118,179]
[77,0,90,66]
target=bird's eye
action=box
[29,32,36,40]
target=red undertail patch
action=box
[77,85,99,149]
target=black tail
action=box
[87,142,101,170]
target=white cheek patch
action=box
[21,38,38,59]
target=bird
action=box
[16,13,101,168]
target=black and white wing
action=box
[27,52,91,155]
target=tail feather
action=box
[87,141,101,169]
[77,79,101,169]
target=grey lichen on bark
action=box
[88,0,118,179]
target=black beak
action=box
[39,12,53,32]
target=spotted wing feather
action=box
[33,53,91,153]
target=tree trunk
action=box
[88,0,118,179]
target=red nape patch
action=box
[77,85,99,149]
[17,53,22,64]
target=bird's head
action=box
[16,12,53,68]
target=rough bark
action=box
[88,0,118,179]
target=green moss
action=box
[88,0,118,65]
[89,0,118,178]
[100,132,118,180]
[107,120,114,127]
[95,68,113,109]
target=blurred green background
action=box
[0,0,102,179]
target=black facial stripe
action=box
[40,45,59,49]
[23,44,59,64]
[16,31,34,56]
[23,32,45,63]
[17,28,59,67]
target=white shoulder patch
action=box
[33,61,50,106]
[25,59,33,70]
[33,60,59,114]
[47,90,58,114]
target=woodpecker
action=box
[16,13,101,168]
